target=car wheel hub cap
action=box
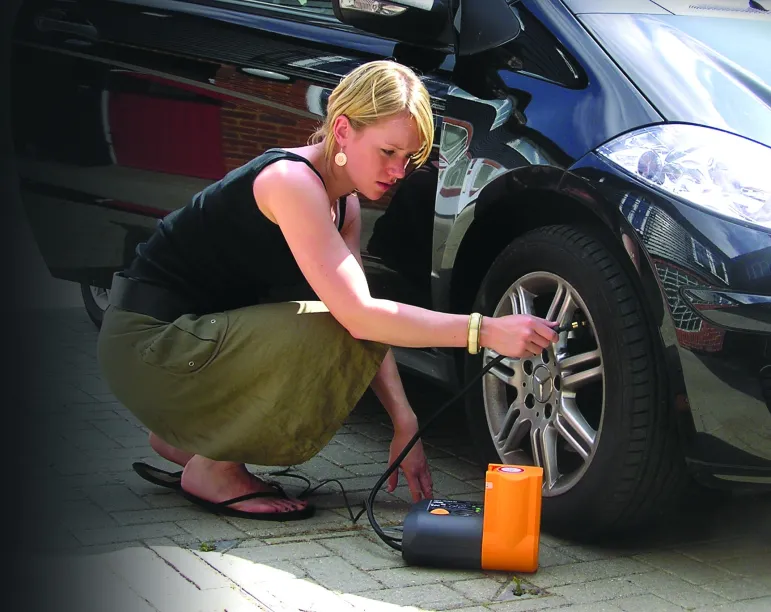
[532,365,554,403]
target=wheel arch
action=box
[446,166,625,317]
[445,166,694,438]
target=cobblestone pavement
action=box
[15,308,771,612]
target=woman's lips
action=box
[376,181,392,191]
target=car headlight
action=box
[596,124,771,230]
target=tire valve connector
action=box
[555,319,588,335]
[401,464,543,572]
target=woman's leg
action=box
[149,432,194,467]
[149,432,307,513]
[181,456,309,513]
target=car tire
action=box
[464,224,686,539]
[80,283,110,329]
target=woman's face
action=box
[335,112,423,201]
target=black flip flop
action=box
[180,486,315,522]
[132,462,183,490]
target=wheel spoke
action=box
[555,417,590,460]
[558,348,601,372]
[484,349,518,370]
[550,291,578,353]
[546,282,567,322]
[555,291,578,328]
[560,348,602,391]
[485,351,524,386]
[497,401,529,453]
[557,397,596,455]
[532,424,560,489]
[517,286,537,316]
[562,363,603,391]
[507,291,518,315]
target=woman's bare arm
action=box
[254,162,557,355]
[338,194,413,420]
[255,161,470,348]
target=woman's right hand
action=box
[480,314,559,358]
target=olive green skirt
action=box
[97,301,388,466]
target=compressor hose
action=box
[366,352,505,551]
[366,319,585,551]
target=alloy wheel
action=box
[481,272,605,496]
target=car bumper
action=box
[567,153,771,486]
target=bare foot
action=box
[181,455,309,514]
[149,432,195,467]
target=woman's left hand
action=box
[387,421,433,502]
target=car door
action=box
[11,0,450,309]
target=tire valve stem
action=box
[555,320,588,334]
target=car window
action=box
[242,0,335,17]
[496,4,586,89]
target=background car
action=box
[10,0,771,539]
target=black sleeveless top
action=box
[126,149,346,313]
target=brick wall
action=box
[212,65,394,209]
[675,305,726,353]
[214,67,320,171]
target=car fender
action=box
[437,159,695,442]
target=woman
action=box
[97,60,557,521]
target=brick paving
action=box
[14,308,771,611]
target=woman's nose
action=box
[388,159,407,180]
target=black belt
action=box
[108,272,196,322]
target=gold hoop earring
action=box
[334,151,348,167]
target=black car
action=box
[10,0,771,538]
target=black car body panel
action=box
[432,0,662,311]
[12,0,452,305]
[579,12,771,148]
[567,153,771,479]
[11,0,771,509]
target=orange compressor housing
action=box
[401,464,543,572]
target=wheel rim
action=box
[89,285,110,311]
[481,272,605,496]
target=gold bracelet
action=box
[467,312,483,354]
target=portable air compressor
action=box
[365,321,585,572]
[401,464,543,572]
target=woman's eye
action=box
[381,149,394,157]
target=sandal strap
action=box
[216,486,289,507]
[132,462,182,487]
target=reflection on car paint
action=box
[580,13,771,150]
[11,0,771,505]
[619,189,733,352]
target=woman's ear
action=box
[331,114,352,148]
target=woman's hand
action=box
[481,314,559,358]
[387,420,433,502]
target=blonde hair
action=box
[309,60,434,167]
